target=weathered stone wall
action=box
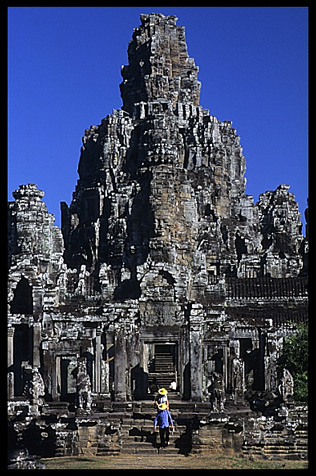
[8,13,308,461]
[8,400,308,460]
[191,407,308,460]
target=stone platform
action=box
[8,397,307,460]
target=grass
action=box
[41,454,308,470]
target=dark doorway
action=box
[239,338,252,374]
[148,343,177,390]
[10,277,33,315]
[240,337,265,391]
[60,357,77,403]
[13,324,31,395]
[211,347,223,374]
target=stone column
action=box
[102,333,114,397]
[114,327,127,401]
[8,327,15,398]
[94,329,102,394]
[33,322,41,368]
[263,332,280,392]
[190,309,203,401]
[222,344,229,390]
[54,355,61,401]
[258,330,266,391]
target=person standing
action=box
[154,402,174,449]
[155,387,169,409]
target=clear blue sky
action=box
[8,6,308,233]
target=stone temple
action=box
[8,13,308,461]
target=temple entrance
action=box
[56,355,77,403]
[10,277,33,315]
[148,343,178,391]
[13,324,32,396]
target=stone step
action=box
[168,395,182,401]
[148,375,176,387]
[155,365,174,369]
[42,401,69,416]
[124,437,180,446]
[97,448,120,456]
[122,446,180,455]
[128,431,181,440]
[122,438,181,455]
[127,425,186,435]
[154,367,175,373]
[242,445,306,457]
[155,358,174,363]
[155,358,174,361]
[124,448,180,455]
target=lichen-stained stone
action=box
[8,184,66,316]
[60,14,306,293]
[8,13,308,438]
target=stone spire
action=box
[8,184,65,316]
[120,13,201,113]
[8,184,64,263]
[60,13,306,285]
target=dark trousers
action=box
[159,426,170,447]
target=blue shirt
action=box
[154,409,173,428]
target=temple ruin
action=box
[8,13,308,461]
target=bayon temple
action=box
[8,13,308,461]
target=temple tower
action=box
[8,14,307,407]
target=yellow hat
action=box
[158,403,168,411]
[158,388,168,395]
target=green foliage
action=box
[278,323,308,403]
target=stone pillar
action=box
[100,357,108,396]
[190,309,203,401]
[54,355,61,401]
[8,327,15,398]
[263,332,280,392]
[33,322,41,368]
[223,345,228,390]
[227,340,238,394]
[114,328,127,401]
[102,333,114,397]
[258,330,266,391]
[94,329,102,394]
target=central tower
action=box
[120,13,201,113]
[61,13,262,294]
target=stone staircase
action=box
[120,397,194,455]
[93,396,209,456]
[155,353,174,372]
[241,414,309,460]
[121,418,184,455]
[148,352,176,389]
[59,399,307,460]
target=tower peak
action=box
[120,13,201,114]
